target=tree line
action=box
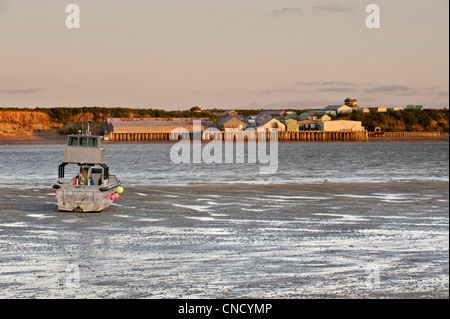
[335,109,449,132]
[1,106,448,132]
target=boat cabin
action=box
[58,135,110,185]
[63,135,105,164]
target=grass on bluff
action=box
[335,109,449,132]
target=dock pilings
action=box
[107,130,371,142]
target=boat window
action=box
[80,137,88,146]
[88,138,98,147]
[68,137,78,146]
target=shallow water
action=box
[0,141,448,188]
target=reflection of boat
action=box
[53,133,121,212]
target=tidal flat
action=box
[0,181,448,298]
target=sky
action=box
[0,0,448,110]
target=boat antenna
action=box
[81,106,84,135]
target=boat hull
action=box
[55,183,119,213]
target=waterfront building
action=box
[368,107,387,113]
[255,110,286,119]
[387,107,404,111]
[297,120,318,131]
[285,119,298,125]
[345,98,359,110]
[299,110,327,120]
[218,116,247,130]
[406,105,424,110]
[285,111,298,117]
[105,118,214,134]
[322,105,353,114]
[251,117,286,132]
[190,106,202,113]
[316,120,364,132]
[318,114,332,121]
[357,108,370,113]
[286,123,299,132]
[214,110,239,118]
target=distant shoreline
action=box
[0,136,67,145]
[0,135,448,145]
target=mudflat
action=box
[0,136,66,145]
[0,181,448,298]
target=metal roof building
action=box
[249,117,286,131]
[322,105,353,113]
[406,105,424,110]
[105,118,215,133]
[218,116,247,129]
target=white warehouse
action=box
[317,120,364,132]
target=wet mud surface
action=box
[0,182,448,298]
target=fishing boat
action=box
[52,129,122,212]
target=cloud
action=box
[260,89,298,95]
[272,3,353,18]
[0,88,42,94]
[296,81,356,87]
[245,99,333,109]
[312,3,353,13]
[272,7,303,17]
[433,91,449,97]
[423,86,449,100]
[316,87,357,93]
[363,85,413,94]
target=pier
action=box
[368,132,447,140]
[106,130,370,142]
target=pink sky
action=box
[0,0,448,110]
